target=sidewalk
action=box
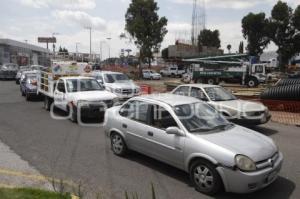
[0,139,52,190]
[271,111,300,126]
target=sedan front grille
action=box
[256,152,279,170]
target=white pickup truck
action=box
[37,62,118,122]
[90,71,140,102]
[160,65,185,77]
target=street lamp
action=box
[100,41,106,62]
[75,42,80,61]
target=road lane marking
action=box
[0,168,77,188]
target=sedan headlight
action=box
[235,155,256,171]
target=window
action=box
[57,80,66,93]
[150,105,178,130]
[104,73,129,83]
[119,101,150,124]
[66,79,104,92]
[255,65,264,73]
[190,87,208,101]
[173,86,189,96]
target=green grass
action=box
[0,187,71,199]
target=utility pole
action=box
[85,27,92,62]
[106,37,112,60]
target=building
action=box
[0,39,50,66]
[167,42,224,59]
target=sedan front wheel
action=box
[190,160,222,195]
[110,133,127,156]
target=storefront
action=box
[0,39,50,66]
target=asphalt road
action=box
[0,81,299,199]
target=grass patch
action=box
[0,187,71,199]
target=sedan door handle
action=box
[148,131,154,137]
[122,124,127,129]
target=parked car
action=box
[90,71,140,101]
[20,71,39,101]
[142,69,162,80]
[172,84,271,125]
[160,65,185,77]
[0,63,19,79]
[104,94,283,194]
[16,66,31,84]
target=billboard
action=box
[38,37,57,43]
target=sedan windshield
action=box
[104,74,129,83]
[174,103,232,133]
[66,79,104,92]
[204,87,237,101]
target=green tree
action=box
[267,1,300,71]
[239,41,244,54]
[242,12,270,57]
[125,0,168,70]
[161,48,168,60]
[197,29,221,50]
[227,44,232,54]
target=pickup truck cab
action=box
[39,74,118,122]
[160,65,185,77]
[90,71,140,101]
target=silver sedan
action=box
[104,94,283,195]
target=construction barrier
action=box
[261,99,300,113]
[140,84,152,95]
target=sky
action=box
[0,0,299,59]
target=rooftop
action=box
[0,38,49,53]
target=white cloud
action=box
[53,10,107,30]
[170,0,275,9]
[21,0,96,10]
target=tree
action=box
[198,29,221,50]
[161,48,168,60]
[242,12,270,57]
[268,1,300,71]
[125,0,168,70]
[267,1,300,71]
[239,41,244,54]
[227,44,232,54]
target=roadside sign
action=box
[38,37,57,43]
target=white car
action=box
[90,71,140,101]
[142,69,161,80]
[172,84,271,125]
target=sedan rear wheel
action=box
[190,160,222,195]
[110,133,127,156]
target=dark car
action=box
[20,72,39,101]
[0,63,19,80]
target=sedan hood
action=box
[70,91,118,102]
[198,126,277,162]
[212,99,266,112]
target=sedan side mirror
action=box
[166,127,184,136]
